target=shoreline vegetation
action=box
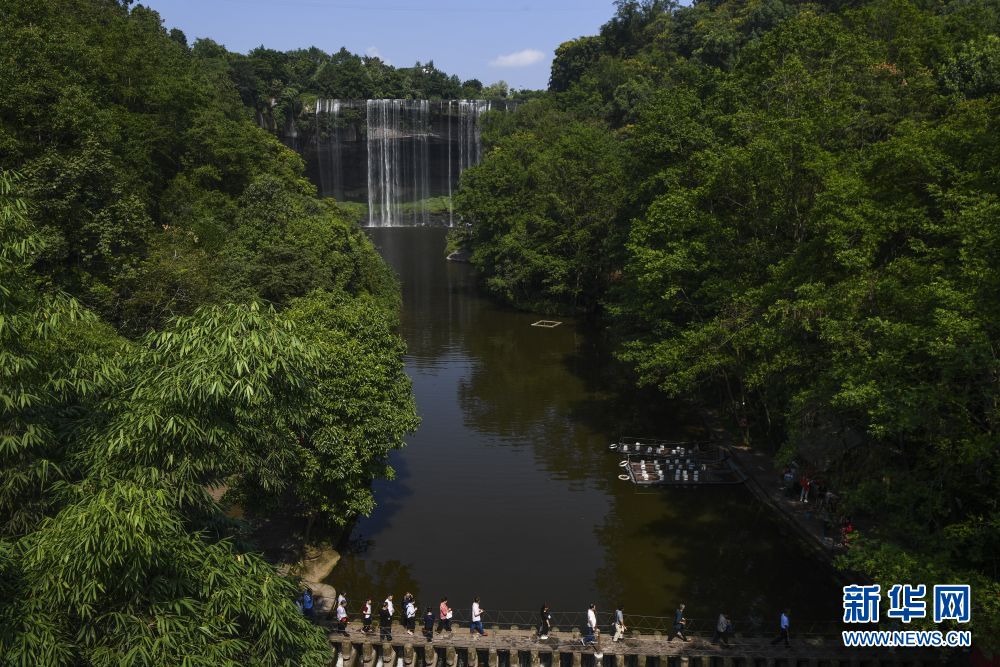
[1,0,420,662]
[451,0,1000,648]
[336,199,459,228]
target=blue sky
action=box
[142,0,621,90]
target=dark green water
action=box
[331,227,840,633]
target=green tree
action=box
[0,172,333,664]
[549,36,604,92]
[456,102,625,314]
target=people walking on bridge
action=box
[438,597,453,635]
[712,612,731,645]
[471,597,487,638]
[336,599,349,637]
[385,594,395,618]
[770,609,790,647]
[362,598,373,634]
[403,592,414,620]
[539,604,552,640]
[612,605,626,642]
[405,596,417,635]
[668,603,688,642]
[379,601,393,641]
[424,607,435,642]
[581,603,598,646]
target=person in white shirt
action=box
[336,601,349,636]
[470,597,487,637]
[582,603,597,646]
[405,598,417,635]
[385,595,394,618]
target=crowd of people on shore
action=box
[780,465,855,547]
[298,591,795,648]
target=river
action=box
[328,227,840,634]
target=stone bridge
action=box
[324,625,941,667]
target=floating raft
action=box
[609,437,723,464]
[619,456,746,486]
[611,437,746,486]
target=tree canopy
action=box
[455,0,1000,646]
[1,0,418,662]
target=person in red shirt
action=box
[437,597,452,635]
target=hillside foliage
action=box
[0,1,418,662]
[455,0,1000,645]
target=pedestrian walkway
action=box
[727,445,845,566]
[327,624,937,663]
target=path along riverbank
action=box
[727,445,847,571]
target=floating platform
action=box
[612,436,746,486]
[618,456,746,486]
[609,437,723,463]
[531,320,563,328]
[619,459,746,486]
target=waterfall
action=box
[314,98,346,201]
[456,100,490,179]
[447,100,453,226]
[311,98,504,227]
[367,99,431,227]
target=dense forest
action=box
[194,38,525,138]
[454,0,1000,645]
[0,0,418,662]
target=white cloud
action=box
[490,48,546,68]
[366,46,390,65]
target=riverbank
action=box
[701,412,847,577]
[728,446,848,570]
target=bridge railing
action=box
[321,608,844,640]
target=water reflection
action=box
[330,228,839,629]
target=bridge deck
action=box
[327,625,939,663]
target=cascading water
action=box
[457,100,490,174]
[315,99,346,201]
[307,99,510,227]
